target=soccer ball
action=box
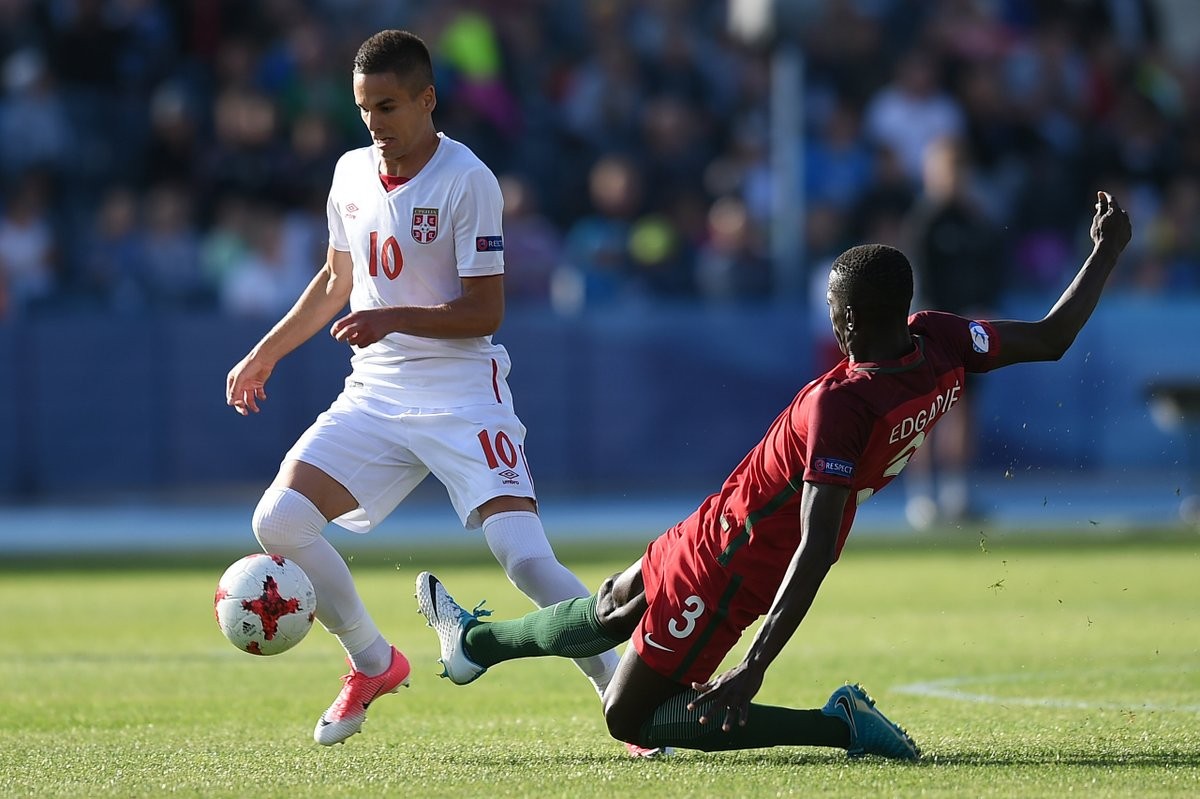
[214,553,316,655]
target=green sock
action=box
[637,689,851,752]
[464,594,624,668]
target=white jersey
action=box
[326,133,510,408]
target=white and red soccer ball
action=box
[214,554,316,655]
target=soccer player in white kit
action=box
[225,30,619,747]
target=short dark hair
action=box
[353,30,434,93]
[828,243,913,311]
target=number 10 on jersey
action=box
[368,231,403,279]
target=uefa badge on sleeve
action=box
[969,321,990,354]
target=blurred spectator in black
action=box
[202,86,286,209]
[848,144,917,246]
[277,111,343,206]
[903,136,1005,528]
[142,82,202,189]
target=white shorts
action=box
[283,387,536,532]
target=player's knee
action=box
[252,487,327,552]
[602,696,646,744]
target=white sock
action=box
[253,487,388,666]
[483,510,619,697]
[349,635,393,677]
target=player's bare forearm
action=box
[742,482,845,670]
[251,259,351,365]
[1035,239,1124,355]
[227,252,351,415]
[988,192,1131,367]
[743,527,836,672]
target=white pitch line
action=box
[894,667,1200,714]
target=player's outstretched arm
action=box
[987,191,1132,368]
[688,481,849,731]
[226,247,353,415]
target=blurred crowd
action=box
[1,0,1199,321]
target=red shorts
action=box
[631,513,765,686]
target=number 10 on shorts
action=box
[475,429,518,472]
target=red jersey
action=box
[679,311,1003,614]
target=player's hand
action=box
[1090,191,1132,252]
[688,660,766,732]
[330,308,395,348]
[226,354,273,415]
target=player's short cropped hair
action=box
[353,30,434,93]
[828,243,913,312]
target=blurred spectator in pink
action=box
[497,174,560,306]
[903,136,1005,528]
[1133,176,1200,293]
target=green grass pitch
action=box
[2,531,1198,798]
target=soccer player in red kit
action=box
[416,192,1132,760]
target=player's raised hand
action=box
[226,354,272,415]
[1090,191,1132,251]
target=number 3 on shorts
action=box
[667,595,706,639]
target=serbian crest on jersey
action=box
[412,207,439,243]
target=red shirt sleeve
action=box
[802,381,872,486]
[911,311,1004,373]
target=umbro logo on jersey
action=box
[344,203,358,220]
[412,207,439,243]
